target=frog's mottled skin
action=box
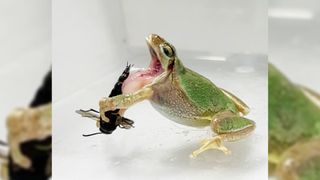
[269,64,320,180]
[99,34,256,157]
[150,62,238,127]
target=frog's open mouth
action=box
[121,43,164,94]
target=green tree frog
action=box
[269,64,320,179]
[98,34,256,158]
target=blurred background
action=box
[0,0,51,148]
[269,0,320,179]
[269,0,320,92]
[53,0,267,180]
[0,1,51,179]
[53,0,267,101]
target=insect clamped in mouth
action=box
[76,63,135,137]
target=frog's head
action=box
[146,34,179,74]
[122,34,183,94]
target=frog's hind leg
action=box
[191,111,255,158]
[275,139,320,180]
[220,88,250,115]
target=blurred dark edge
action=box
[9,70,52,180]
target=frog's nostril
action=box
[149,34,160,40]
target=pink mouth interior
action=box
[122,48,164,94]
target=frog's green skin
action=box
[269,64,320,180]
[99,34,255,158]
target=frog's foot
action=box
[190,112,256,158]
[276,139,320,180]
[190,136,231,158]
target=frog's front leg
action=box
[276,139,320,180]
[191,111,255,158]
[99,87,153,122]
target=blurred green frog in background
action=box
[269,64,320,180]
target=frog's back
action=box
[177,68,237,115]
[150,67,237,127]
[269,64,320,150]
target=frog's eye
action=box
[160,44,174,58]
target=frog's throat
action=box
[121,35,169,94]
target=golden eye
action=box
[161,44,174,58]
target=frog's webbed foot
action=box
[191,111,255,158]
[276,139,320,180]
[190,136,231,158]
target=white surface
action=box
[53,53,268,180]
[269,1,320,179]
[122,0,267,55]
[53,0,127,101]
[53,0,268,101]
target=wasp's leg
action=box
[0,140,7,146]
[276,139,320,180]
[99,87,153,122]
[83,109,99,113]
[76,109,100,121]
[191,111,255,158]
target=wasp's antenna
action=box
[126,62,133,68]
[82,132,103,137]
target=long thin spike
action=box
[82,132,103,137]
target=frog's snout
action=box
[146,34,159,42]
[146,34,165,47]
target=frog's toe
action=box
[191,136,231,158]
